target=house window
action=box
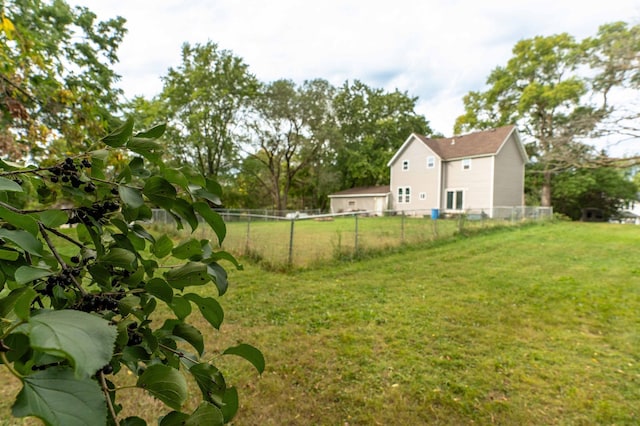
[419,192,426,200]
[397,187,410,203]
[427,156,435,168]
[348,201,355,208]
[402,160,409,171]
[446,190,464,210]
[462,158,471,170]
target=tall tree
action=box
[582,22,640,141]
[159,41,259,179]
[0,0,126,160]
[334,80,432,189]
[454,33,602,207]
[243,79,335,211]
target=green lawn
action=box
[1,221,639,425]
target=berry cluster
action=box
[67,201,120,225]
[75,292,124,313]
[48,157,95,192]
[37,268,82,297]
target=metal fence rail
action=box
[152,207,553,269]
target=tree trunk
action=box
[541,171,552,207]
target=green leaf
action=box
[122,416,147,426]
[223,343,265,374]
[102,116,134,147]
[164,262,210,290]
[38,210,69,228]
[0,287,37,322]
[159,411,189,426]
[209,250,243,271]
[221,387,239,423]
[15,266,52,285]
[172,198,198,232]
[134,123,166,139]
[0,206,38,235]
[137,364,188,410]
[100,248,137,271]
[0,229,43,256]
[172,322,204,356]
[12,367,107,426]
[171,239,203,260]
[170,295,192,320]
[119,185,145,209]
[162,168,189,191]
[0,176,23,192]
[0,247,19,261]
[207,262,228,297]
[143,177,176,208]
[183,293,224,330]
[147,278,173,304]
[152,234,174,258]
[185,402,224,426]
[189,363,225,405]
[193,202,226,245]
[127,138,163,162]
[28,310,117,378]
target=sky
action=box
[74,0,640,155]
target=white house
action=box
[387,125,528,218]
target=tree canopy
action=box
[0,0,127,160]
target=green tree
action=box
[0,0,126,160]
[550,164,637,220]
[334,80,432,188]
[582,21,640,140]
[158,41,259,179]
[243,79,336,212]
[454,33,602,207]
[0,119,263,425]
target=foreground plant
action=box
[0,118,263,425]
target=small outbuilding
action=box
[328,185,391,216]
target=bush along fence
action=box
[153,207,553,269]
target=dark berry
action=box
[50,175,59,183]
[110,187,119,195]
[61,176,69,183]
[65,157,74,165]
[81,159,92,168]
[101,364,114,374]
[70,256,80,263]
[84,182,96,193]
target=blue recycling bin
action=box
[431,208,440,220]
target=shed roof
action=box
[328,185,391,198]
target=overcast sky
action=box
[73,0,640,154]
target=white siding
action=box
[493,134,526,206]
[389,136,440,213]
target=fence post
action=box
[288,218,295,267]
[401,211,405,244]
[354,213,359,255]
[245,214,251,255]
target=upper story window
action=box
[402,160,409,171]
[427,156,435,168]
[462,158,471,170]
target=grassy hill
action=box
[2,221,638,425]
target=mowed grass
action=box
[216,215,503,269]
[1,221,639,425]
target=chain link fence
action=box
[153,207,553,269]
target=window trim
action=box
[397,186,411,204]
[446,189,464,210]
[402,160,409,171]
[427,156,435,169]
[419,192,426,200]
[462,158,471,170]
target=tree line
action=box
[1,0,639,219]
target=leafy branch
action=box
[0,118,263,425]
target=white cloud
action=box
[76,0,639,153]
